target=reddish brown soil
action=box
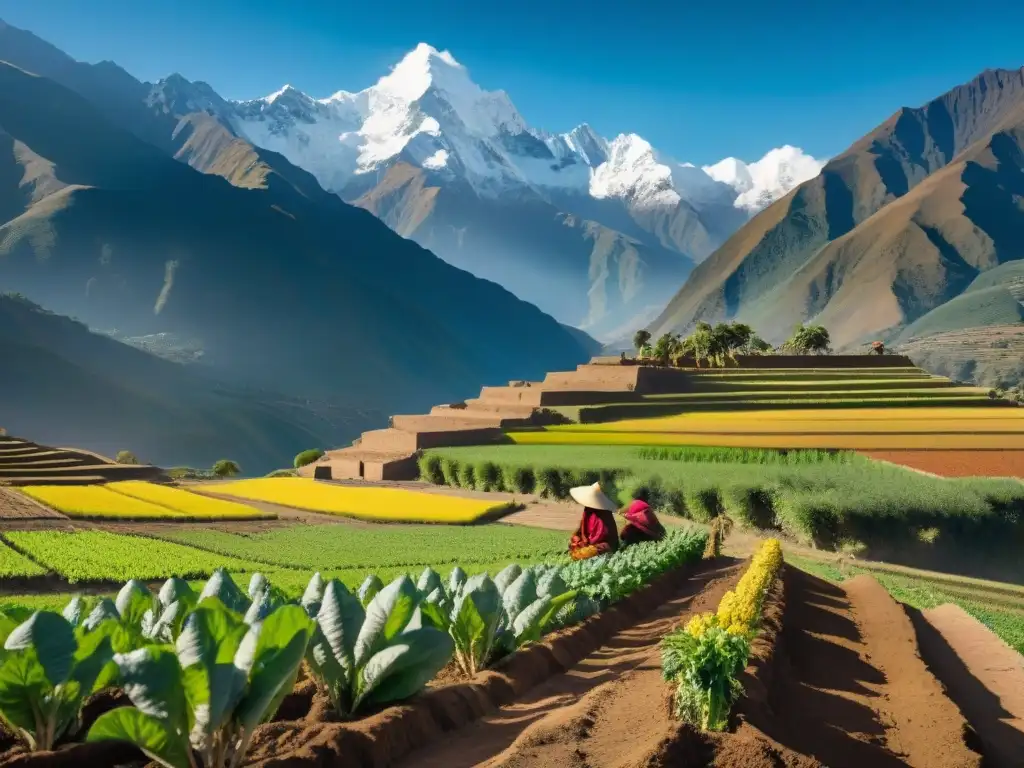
[734,569,982,768]
[0,489,66,520]
[909,604,1024,767]
[861,450,1024,478]
[243,558,740,768]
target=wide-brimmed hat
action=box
[569,482,617,512]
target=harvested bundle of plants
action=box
[304,576,454,718]
[87,598,313,768]
[0,609,118,751]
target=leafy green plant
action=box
[87,599,313,768]
[661,625,750,731]
[0,609,117,751]
[212,460,241,478]
[305,577,453,718]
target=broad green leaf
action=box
[306,624,349,716]
[176,600,248,745]
[4,612,76,687]
[84,599,121,632]
[116,580,154,625]
[417,601,449,632]
[71,624,115,695]
[150,601,187,643]
[538,590,578,631]
[62,597,85,627]
[159,578,193,609]
[358,627,454,709]
[244,590,274,626]
[502,571,538,624]
[248,573,269,600]
[88,706,190,768]
[199,569,248,614]
[0,652,47,736]
[301,573,325,617]
[114,647,188,728]
[537,571,568,599]
[450,575,501,665]
[357,574,383,608]
[416,567,442,597]
[353,576,417,668]
[234,605,313,731]
[494,564,522,595]
[316,581,364,677]
[448,567,467,598]
[512,596,552,645]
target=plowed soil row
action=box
[860,449,1024,478]
[707,568,984,768]
[0,489,66,520]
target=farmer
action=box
[567,482,620,560]
[619,498,666,546]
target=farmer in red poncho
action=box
[568,482,620,561]
[619,498,666,546]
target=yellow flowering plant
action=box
[661,538,783,731]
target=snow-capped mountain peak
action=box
[704,145,824,211]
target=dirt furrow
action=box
[392,559,744,768]
[743,568,981,768]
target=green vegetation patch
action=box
[2,530,263,583]
[897,285,1024,343]
[152,524,568,572]
[423,445,1024,571]
[0,540,47,578]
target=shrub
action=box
[504,465,535,494]
[115,450,140,465]
[440,457,460,487]
[683,486,723,523]
[265,469,297,478]
[418,453,445,485]
[211,459,241,478]
[475,461,502,492]
[293,448,324,469]
[456,461,476,489]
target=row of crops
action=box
[0,528,707,767]
[422,445,1024,571]
[0,524,570,586]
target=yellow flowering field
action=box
[106,481,270,520]
[205,477,515,523]
[508,407,1024,449]
[19,485,184,519]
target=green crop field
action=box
[422,444,1024,578]
[151,523,567,571]
[0,540,47,578]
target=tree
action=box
[652,332,680,364]
[783,324,831,355]
[632,329,652,356]
[294,448,325,469]
[115,450,139,465]
[745,336,774,354]
[212,459,241,478]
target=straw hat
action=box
[569,482,617,512]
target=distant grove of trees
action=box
[632,322,832,367]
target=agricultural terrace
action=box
[18,483,271,521]
[508,407,1024,450]
[205,477,515,522]
[422,444,1024,581]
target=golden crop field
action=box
[508,407,1024,450]
[106,481,270,520]
[205,477,515,523]
[20,485,185,519]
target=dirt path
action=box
[392,558,744,768]
[910,604,1024,767]
[748,568,981,768]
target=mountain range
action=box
[214,44,825,340]
[0,20,597,470]
[647,66,1024,387]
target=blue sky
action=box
[1,0,1021,165]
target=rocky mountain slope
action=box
[0,294,378,473]
[648,67,1024,361]
[0,23,593,454]
[222,44,824,339]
